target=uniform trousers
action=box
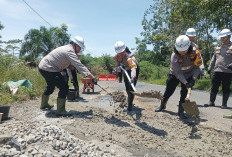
[211,72,232,96]
[39,69,69,99]
[163,74,193,104]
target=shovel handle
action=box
[186,88,192,100]
[97,83,111,95]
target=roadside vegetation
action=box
[0,0,231,105]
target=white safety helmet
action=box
[186,28,196,37]
[219,29,231,38]
[175,35,191,51]
[114,41,126,54]
[71,36,85,53]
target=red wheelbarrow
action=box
[81,77,94,93]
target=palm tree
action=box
[20,24,70,61]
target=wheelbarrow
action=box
[81,77,94,94]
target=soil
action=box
[1,81,232,157]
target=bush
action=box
[0,54,45,105]
[139,61,169,82]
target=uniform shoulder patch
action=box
[172,58,178,63]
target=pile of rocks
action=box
[0,119,121,157]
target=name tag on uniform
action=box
[181,65,192,70]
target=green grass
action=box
[0,54,46,105]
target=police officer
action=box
[186,28,205,75]
[114,41,139,111]
[155,35,202,119]
[39,36,97,116]
[204,29,232,109]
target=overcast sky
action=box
[0,0,152,57]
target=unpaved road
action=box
[1,81,232,157]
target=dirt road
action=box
[1,81,232,157]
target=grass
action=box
[0,54,46,105]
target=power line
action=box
[22,0,53,27]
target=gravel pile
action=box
[0,118,122,157]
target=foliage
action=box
[98,54,115,74]
[0,54,45,105]
[80,53,115,77]
[0,21,4,53]
[4,39,22,56]
[20,24,70,61]
[139,0,232,68]
[0,21,3,38]
[138,61,169,80]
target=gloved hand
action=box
[186,83,192,89]
[207,70,211,75]
[189,78,195,87]
[92,78,98,85]
[226,64,232,71]
[131,78,136,84]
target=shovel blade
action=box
[182,101,199,116]
[131,90,163,100]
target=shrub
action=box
[0,54,45,105]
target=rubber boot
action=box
[40,94,54,110]
[56,98,72,116]
[155,99,167,112]
[76,88,80,98]
[204,92,217,107]
[178,101,188,119]
[223,113,232,119]
[221,93,230,109]
[127,90,134,111]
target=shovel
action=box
[97,83,112,95]
[130,90,163,100]
[120,66,136,91]
[182,88,200,116]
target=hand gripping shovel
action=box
[182,88,199,116]
[120,66,136,92]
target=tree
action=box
[0,21,4,53]
[140,0,232,67]
[5,39,22,56]
[100,54,115,73]
[20,24,70,61]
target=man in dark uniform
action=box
[114,41,139,111]
[204,29,232,109]
[155,35,202,119]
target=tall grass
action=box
[0,54,45,105]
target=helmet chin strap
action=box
[73,44,79,54]
[222,36,231,44]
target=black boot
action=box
[127,90,134,111]
[204,92,217,107]
[221,93,230,109]
[155,99,167,112]
[178,101,188,119]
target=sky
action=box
[0,0,152,57]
